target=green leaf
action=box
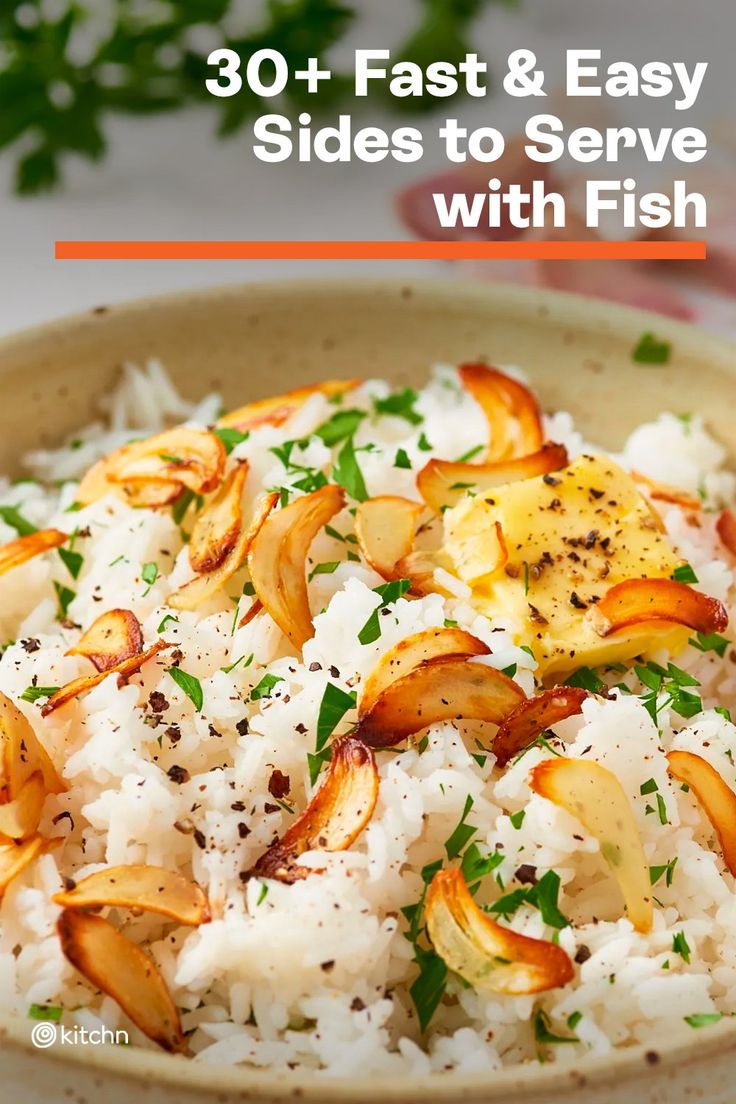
[157,613,179,633]
[509,809,525,829]
[373,388,422,426]
[460,842,503,885]
[565,666,605,694]
[533,1008,579,1045]
[444,795,476,859]
[640,778,659,795]
[0,505,37,537]
[672,564,698,584]
[332,437,368,501]
[315,408,366,446]
[250,673,284,702]
[168,667,203,711]
[214,427,249,454]
[455,444,484,463]
[632,332,671,365]
[410,947,447,1032]
[672,931,691,963]
[21,685,59,704]
[307,747,332,787]
[141,561,159,587]
[58,547,83,580]
[357,579,411,644]
[308,561,340,582]
[28,1003,63,1022]
[316,682,357,752]
[684,1012,724,1028]
[526,870,570,930]
[53,582,75,618]
[690,631,730,659]
[394,448,412,469]
[417,432,433,451]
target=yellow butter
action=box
[443,454,687,677]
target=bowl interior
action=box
[0,278,735,1104]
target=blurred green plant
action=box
[0,0,514,195]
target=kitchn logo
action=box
[31,1022,129,1048]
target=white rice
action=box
[1,359,735,1076]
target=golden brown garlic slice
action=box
[0,773,46,841]
[54,864,210,925]
[589,578,728,638]
[218,379,361,431]
[0,529,67,576]
[355,657,525,748]
[632,471,702,512]
[41,641,171,717]
[360,627,490,716]
[417,443,569,513]
[67,609,143,673]
[188,461,249,574]
[0,692,65,798]
[247,484,346,648]
[354,496,423,580]
[458,363,544,461]
[426,869,574,995]
[667,750,736,876]
[168,491,277,611]
[250,735,378,884]
[528,757,653,933]
[0,835,59,897]
[57,909,186,1053]
[493,687,589,768]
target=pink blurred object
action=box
[394,141,724,322]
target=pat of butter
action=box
[443,453,687,677]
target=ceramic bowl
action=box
[0,278,734,1104]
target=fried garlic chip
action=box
[667,750,736,876]
[426,869,574,995]
[0,529,67,576]
[0,691,65,798]
[458,364,544,462]
[354,496,423,580]
[57,909,186,1053]
[528,757,653,933]
[41,641,171,716]
[218,379,361,431]
[54,864,210,925]
[589,578,728,638]
[250,735,378,884]
[247,484,346,648]
[67,609,143,673]
[493,687,589,768]
[417,443,569,513]
[188,461,249,574]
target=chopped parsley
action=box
[316,682,356,751]
[256,883,268,906]
[394,448,412,469]
[250,673,284,702]
[490,870,570,930]
[157,613,179,634]
[57,547,83,580]
[565,666,605,694]
[315,408,366,446]
[21,685,58,703]
[141,561,159,594]
[167,667,204,711]
[509,809,526,829]
[460,842,504,887]
[0,505,37,536]
[672,563,698,584]
[444,795,477,859]
[649,857,677,887]
[455,444,484,463]
[410,947,448,1032]
[672,931,691,963]
[373,388,422,426]
[690,631,730,659]
[417,432,433,451]
[53,582,75,618]
[213,427,249,454]
[357,579,411,645]
[632,331,671,365]
[308,561,340,581]
[332,437,368,502]
[684,1012,724,1028]
[533,1008,579,1047]
[28,1003,63,1022]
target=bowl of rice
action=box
[0,279,734,1104]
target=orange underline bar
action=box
[54,240,706,262]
